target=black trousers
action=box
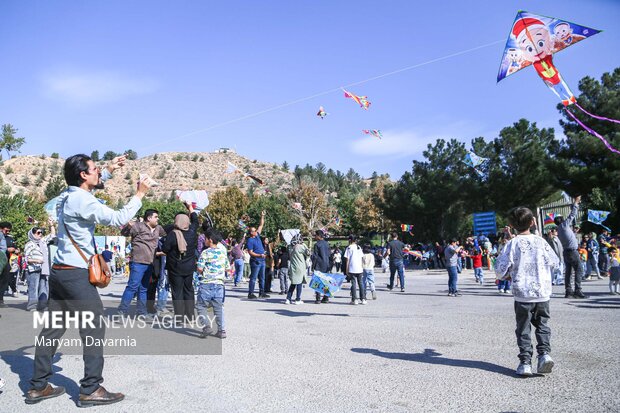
[264,267,273,293]
[168,274,195,320]
[0,261,10,301]
[31,267,105,395]
[563,249,584,293]
[514,300,551,363]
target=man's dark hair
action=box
[64,154,92,187]
[508,207,535,232]
[315,230,325,239]
[450,238,458,244]
[207,229,223,245]
[144,209,159,221]
[391,232,398,239]
[105,245,109,249]
[144,209,158,221]
[362,244,372,254]
[553,215,564,226]
[0,222,12,230]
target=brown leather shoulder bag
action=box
[63,223,111,288]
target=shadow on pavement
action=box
[565,295,620,309]
[351,347,524,378]
[1,346,80,403]
[260,309,350,318]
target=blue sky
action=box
[1,0,618,179]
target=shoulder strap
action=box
[61,195,90,265]
[63,222,89,265]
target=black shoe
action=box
[315,299,321,304]
[386,284,393,291]
[259,294,270,298]
[564,291,574,298]
[321,296,329,303]
[400,288,405,292]
[573,291,588,299]
[247,294,258,299]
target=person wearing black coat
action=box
[162,203,199,320]
[312,230,332,303]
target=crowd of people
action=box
[0,152,616,406]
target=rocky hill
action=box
[0,150,294,201]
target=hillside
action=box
[0,151,294,201]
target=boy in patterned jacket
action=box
[495,207,560,377]
[196,229,230,339]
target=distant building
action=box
[216,148,235,153]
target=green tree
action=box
[91,150,100,161]
[125,149,138,160]
[103,151,117,161]
[192,171,199,179]
[0,124,26,158]
[0,194,47,247]
[44,176,67,200]
[282,161,289,171]
[51,152,59,159]
[549,67,620,231]
[208,186,249,238]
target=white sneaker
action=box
[284,299,291,305]
[537,354,554,374]
[294,300,304,305]
[350,300,358,305]
[361,299,367,305]
[516,363,533,376]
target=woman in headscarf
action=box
[162,203,199,320]
[285,234,309,305]
[24,221,56,311]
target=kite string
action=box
[574,103,620,124]
[143,39,505,150]
[564,107,620,154]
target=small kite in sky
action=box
[317,106,328,119]
[342,88,371,110]
[362,129,383,139]
[226,161,264,185]
[462,151,487,178]
[588,210,611,231]
[498,11,620,155]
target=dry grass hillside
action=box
[0,151,294,201]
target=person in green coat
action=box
[285,234,309,305]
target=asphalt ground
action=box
[1,267,619,412]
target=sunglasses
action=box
[35,231,43,235]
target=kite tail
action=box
[564,108,620,155]
[574,103,620,124]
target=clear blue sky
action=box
[1,0,618,179]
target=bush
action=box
[153,153,158,160]
[192,171,199,179]
[173,155,183,161]
[5,166,13,174]
[51,152,59,159]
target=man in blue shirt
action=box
[27,154,151,407]
[246,210,268,299]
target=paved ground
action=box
[1,268,619,412]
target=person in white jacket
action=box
[495,206,560,377]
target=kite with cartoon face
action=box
[497,11,620,155]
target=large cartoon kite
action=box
[587,210,611,231]
[342,88,371,110]
[462,151,487,178]
[362,129,383,139]
[225,161,264,185]
[498,11,620,155]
